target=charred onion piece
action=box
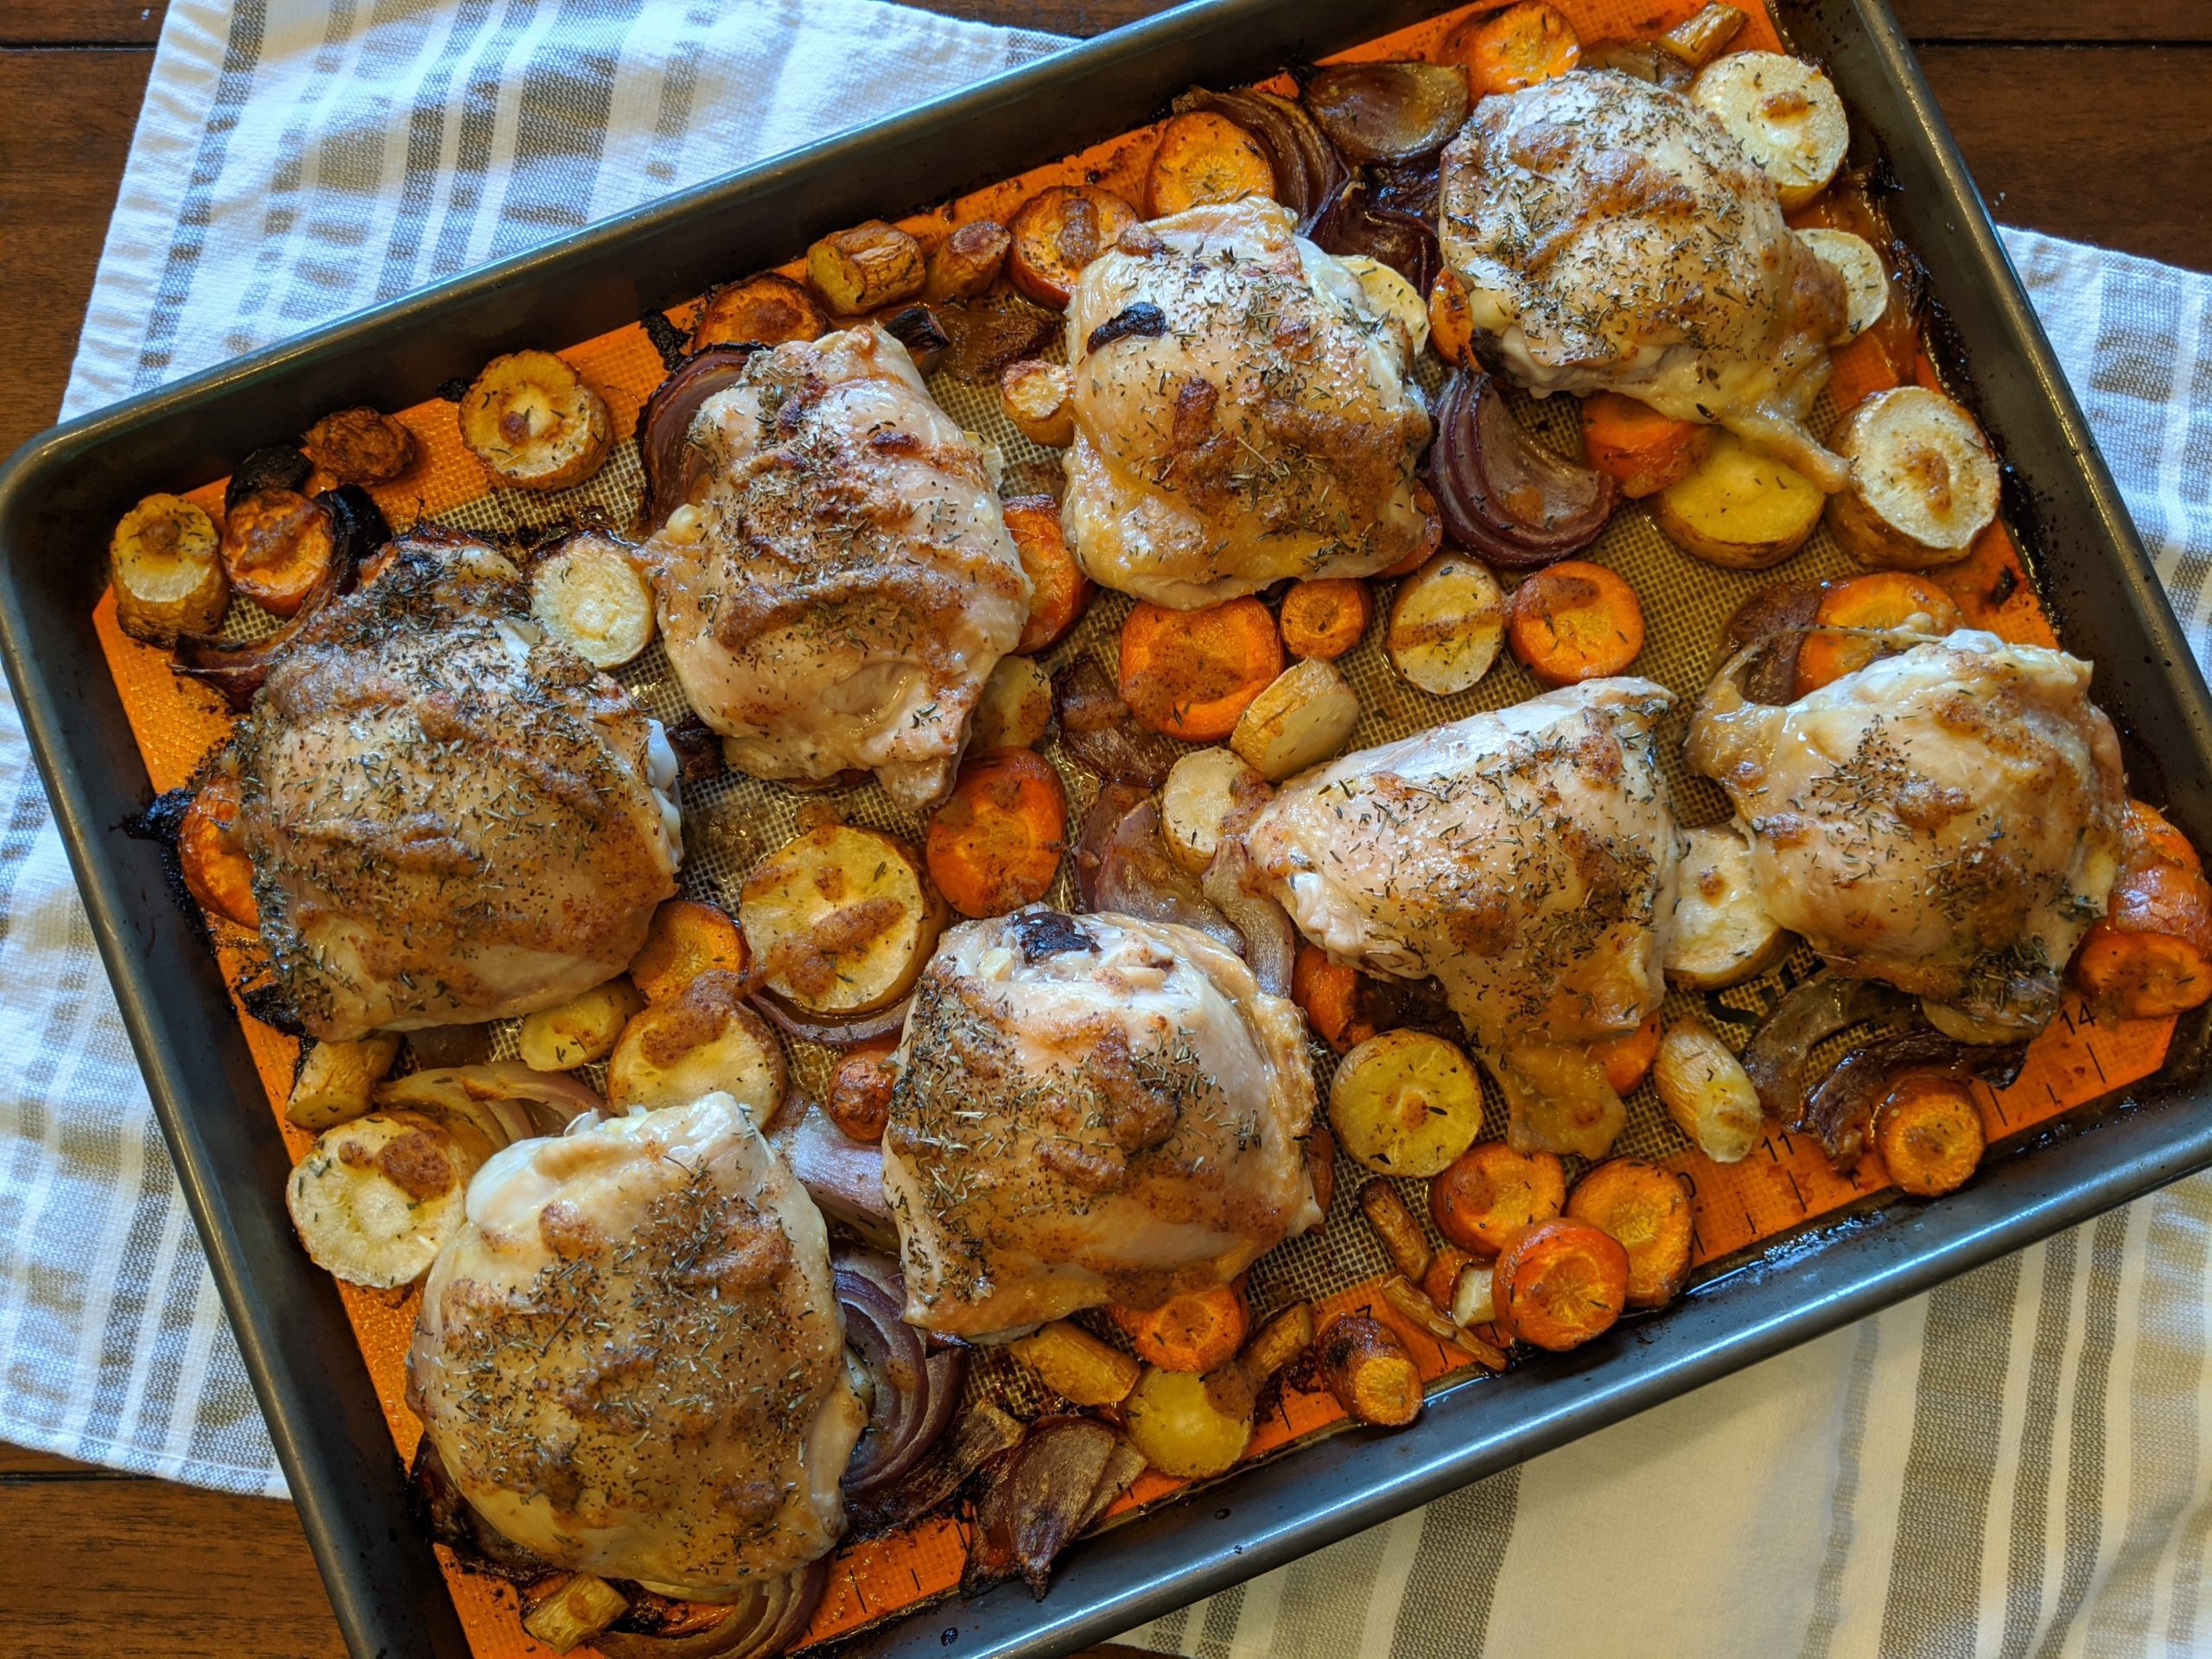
[225,444,313,514]
[1797,1027,2024,1173]
[750,985,912,1048]
[1739,971,1913,1122]
[848,1398,1027,1536]
[1085,301,1167,356]
[768,1101,894,1248]
[1312,180,1440,291]
[1719,580,1825,702]
[834,1245,964,1501]
[636,346,760,531]
[1052,656,1180,787]
[963,1416,1122,1599]
[1428,372,1616,568]
[1075,784,1242,954]
[595,1559,831,1659]
[1302,61,1470,165]
[874,302,951,365]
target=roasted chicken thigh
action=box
[1244,679,1681,1158]
[409,1094,863,1598]
[1439,71,1850,489]
[232,537,681,1042]
[1061,197,1437,607]
[1689,630,2126,1035]
[643,326,1030,808]
[882,906,1319,1338]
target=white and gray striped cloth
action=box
[4,2,2209,1653]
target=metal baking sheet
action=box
[2,0,2209,1655]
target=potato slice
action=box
[529,533,655,669]
[1667,824,1789,988]
[1693,51,1847,208]
[924,219,1013,304]
[999,358,1076,448]
[1122,1364,1253,1479]
[807,219,925,315]
[1651,430,1825,569]
[969,654,1054,752]
[1230,658,1360,782]
[1827,386,2002,569]
[1653,1019,1763,1164]
[1796,228,1890,342]
[606,969,787,1122]
[1448,1260,1496,1328]
[1336,254,1430,358]
[518,977,646,1071]
[285,1111,486,1288]
[741,823,945,1014]
[111,493,226,645]
[1387,551,1506,694]
[459,349,613,492]
[1011,1319,1142,1407]
[1330,1028,1484,1177]
[285,1036,402,1133]
[1160,747,1270,874]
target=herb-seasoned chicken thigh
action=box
[1689,630,2126,1035]
[232,537,681,1042]
[1060,197,1437,607]
[1439,72,1850,489]
[643,326,1030,808]
[1243,680,1681,1158]
[409,1094,864,1598]
[883,906,1319,1339]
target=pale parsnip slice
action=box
[1449,1261,1496,1328]
[969,654,1054,752]
[459,349,613,492]
[1160,747,1270,874]
[1651,430,1825,569]
[530,534,655,669]
[1796,228,1890,341]
[518,977,646,1071]
[1337,254,1431,358]
[606,971,787,1122]
[1653,1020,1764,1164]
[285,1111,486,1288]
[1667,824,1789,989]
[111,493,226,645]
[1230,658,1360,782]
[1330,1028,1484,1178]
[741,824,947,1014]
[1827,385,2002,569]
[999,358,1076,448]
[285,1036,402,1133]
[1693,51,1847,209]
[1387,552,1506,694]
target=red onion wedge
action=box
[1739,972,1911,1122]
[1797,1027,2024,1174]
[1427,372,1616,568]
[1052,656,1179,788]
[834,1244,964,1502]
[636,346,759,532]
[1201,837,1295,997]
[847,1398,1026,1537]
[1075,785,1242,955]
[1302,61,1469,165]
[769,1101,894,1248]
[963,1416,1122,1599]
[750,986,912,1049]
[595,1558,831,1659]
[377,1062,603,1147]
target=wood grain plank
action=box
[1887,0,2212,43]
[0,1,163,48]
[0,47,152,455]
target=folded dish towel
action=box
[5,2,2209,1654]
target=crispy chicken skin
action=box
[882,907,1319,1338]
[1060,198,1437,607]
[642,326,1029,809]
[1689,630,2126,1034]
[1439,72,1851,489]
[1244,680,1681,1158]
[232,538,681,1042]
[409,1094,864,1599]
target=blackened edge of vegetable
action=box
[1011,906,1096,963]
[639,308,691,371]
[120,785,213,950]
[663,714,727,783]
[433,377,470,404]
[226,446,314,514]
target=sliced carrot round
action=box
[1491,1217,1627,1351]
[1427,271,1478,371]
[1109,1281,1249,1374]
[1117,596,1283,741]
[1279,578,1373,662]
[1293,944,1373,1054]
[1794,571,1963,696]
[179,772,257,929]
[2122,799,2202,873]
[2074,925,2212,1018]
[1429,1141,1566,1257]
[1506,560,1644,688]
[1589,1010,1662,1096]
[925,747,1069,919]
[1565,1158,1693,1309]
[1446,2,1581,99]
[221,490,336,618]
[628,896,747,1003]
[1873,1075,1986,1197]
[1579,392,1713,499]
[1003,495,1092,654]
[1147,111,1275,218]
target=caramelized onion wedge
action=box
[636,346,759,531]
[595,1560,831,1659]
[1797,1027,2024,1173]
[750,986,912,1049]
[1075,785,1242,954]
[769,1100,893,1247]
[848,1399,1026,1536]
[1303,61,1470,165]
[835,1245,963,1500]
[1428,372,1616,569]
[1740,972,1910,1122]
[1053,655,1180,787]
[964,1416,1122,1599]
[1170,86,1344,234]
[1202,837,1296,997]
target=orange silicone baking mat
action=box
[89,0,2175,1652]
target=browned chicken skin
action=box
[232,538,681,1041]
[882,907,1319,1338]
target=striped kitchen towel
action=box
[3,3,2209,1655]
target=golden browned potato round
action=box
[458,349,614,492]
[1650,430,1826,569]
[111,493,226,645]
[741,823,946,1014]
[1827,385,2002,569]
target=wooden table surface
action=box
[2,1,2208,1654]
